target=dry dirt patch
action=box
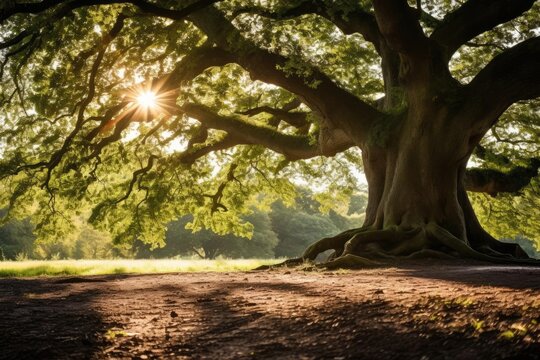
[1,261,539,359]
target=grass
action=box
[0,258,282,278]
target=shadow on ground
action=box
[161,280,539,360]
[395,261,540,289]
[0,277,111,360]
[1,267,539,359]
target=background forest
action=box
[1,187,538,260]
[0,188,366,260]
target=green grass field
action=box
[0,259,282,277]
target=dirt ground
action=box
[1,260,539,360]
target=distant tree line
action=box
[2,189,538,260]
[0,190,367,260]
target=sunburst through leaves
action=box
[102,79,179,132]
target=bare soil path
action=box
[1,261,539,359]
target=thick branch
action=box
[234,1,382,52]
[473,144,511,167]
[234,1,402,110]
[0,0,220,52]
[1,0,65,20]
[180,103,324,160]
[0,0,221,22]
[189,7,383,145]
[176,135,240,165]
[164,46,236,90]
[240,106,309,130]
[372,0,430,57]
[465,159,540,195]
[464,37,540,133]
[431,0,536,61]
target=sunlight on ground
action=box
[0,259,282,277]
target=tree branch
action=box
[233,1,383,52]
[0,0,221,22]
[203,163,237,214]
[418,9,441,29]
[84,44,234,157]
[372,0,430,57]
[180,103,324,160]
[240,106,309,130]
[191,246,205,259]
[162,45,236,91]
[42,14,126,190]
[0,0,221,52]
[1,3,228,183]
[233,1,404,111]
[114,154,159,204]
[431,0,536,61]
[464,37,540,133]
[189,7,383,145]
[465,159,540,196]
[176,135,240,165]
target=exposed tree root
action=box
[300,226,424,261]
[341,227,422,256]
[405,249,456,260]
[302,227,366,260]
[475,245,523,259]
[256,223,539,271]
[425,222,540,266]
[318,254,382,270]
[253,257,304,270]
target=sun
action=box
[136,91,157,109]
[101,80,180,132]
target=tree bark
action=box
[300,94,537,265]
[361,102,470,245]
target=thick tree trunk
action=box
[300,101,538,267]
[364,102,470,238]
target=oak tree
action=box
[1,0,539,266]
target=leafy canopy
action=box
[0,0,538,247]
